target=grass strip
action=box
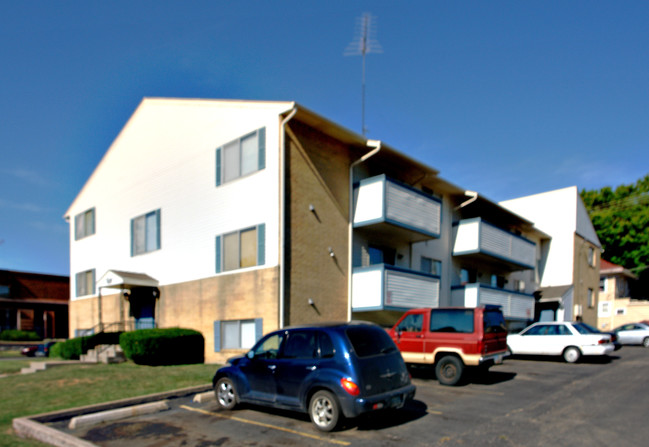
[0,361,217,447]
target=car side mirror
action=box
[246,351,255,359]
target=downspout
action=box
[347,139,381,321]
[455,190,478,210]
[279,107,297,329]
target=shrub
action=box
[49,341,64,358]
[0,330,41,341]
[120,328,204,366]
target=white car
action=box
[613,323,649,347]
[507,321,615,363]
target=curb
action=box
[13,384,213,447]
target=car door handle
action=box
[267,365,277,371]
[306,366,317,371]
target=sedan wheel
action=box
[214,377,238,410]
[563,346,581,363]
[643,337,649,348]
[309,390,340,432]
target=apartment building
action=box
[598,259,649,330]
[65,98,546,362]
[500,187,602,326]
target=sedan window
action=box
[282,331,317,359]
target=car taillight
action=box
[341,377,360,396]
[598,338,609,345]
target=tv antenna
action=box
[345,12,383,136]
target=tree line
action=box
[580,174,649,297]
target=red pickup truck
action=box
[388,305,508,385]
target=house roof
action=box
[600,259,637,279]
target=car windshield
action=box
[346,325,396,357]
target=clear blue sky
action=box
[1,1,647,276]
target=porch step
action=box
[80,344,126,364]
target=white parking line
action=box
[180,405,351,446]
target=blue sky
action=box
[1,1,647,276]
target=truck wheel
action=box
[435,356,464,386]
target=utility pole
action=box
[345,12,382,136]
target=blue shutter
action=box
[257,223,265,266]
[91,269,96,295]
[215,147,222,186]
[255,318,263,342]
[258,127,265,170]
[215,235,222,273]
[75,272,81,297]
[155,209,161,250]
[130,218,135,256]
[214,321,221,352]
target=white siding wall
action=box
[67,99,292,299]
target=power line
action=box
[345,12,382,136]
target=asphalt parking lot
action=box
[47,347,648,447]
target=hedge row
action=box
[0,329,41,341]
[120,328,204,366]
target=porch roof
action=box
[97,270,159,289]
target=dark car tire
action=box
[309,390,340,432]
[435,355,464,386]
[214,377,238,410]
[563,346,581,363]
[643,337,649,348]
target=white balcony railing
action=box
[352,264,440,311]
[353,175,441,239]
[453,218,536,270]
[451,283,534,320]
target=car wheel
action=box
[643,337,649,348]
[435,355,464,386]
[309,390,340,432]
[563,346,581,363]
[214,377,238,410]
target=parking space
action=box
[51,347,649,446]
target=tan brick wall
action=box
[69,267,279,364]
[573,235,600,326]
[284,122,351,325]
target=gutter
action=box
[347,139,381,321]
[279,107,297,329]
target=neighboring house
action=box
[65,98,548,362]
[0,269,69,339]
[598,259,649,330]
[500,187,602,326]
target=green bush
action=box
[0,330,41,341]
[120,328,204,366]
[49,341,64,358]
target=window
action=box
[397,313,424,333]
[421,257,441,276]
[214,318,262,352]
[513,279,526,293]
[0,285,9,297]
[131,209,161,256]
[216,224,265,272]
[430,309,474,333]
[599,277,607,292]
[283,331,317,359]
[74,208,95,240]
[252,332,284,359]
[588,247,595,266]
[216,127,266,185]
[587,288,594,308]
[75,269,95,297]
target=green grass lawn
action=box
[0,359,218,447]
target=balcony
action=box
[451,283,534,320]
[453,218,536,271]
[352,264,440,311]
[353,175,441,242]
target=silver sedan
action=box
[613,323,649,347]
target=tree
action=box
[580,174,649,297]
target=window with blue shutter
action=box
[215,127,266,187]
[131,209,161,256]
[215,223,266,273]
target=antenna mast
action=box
[345,12,382,136]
